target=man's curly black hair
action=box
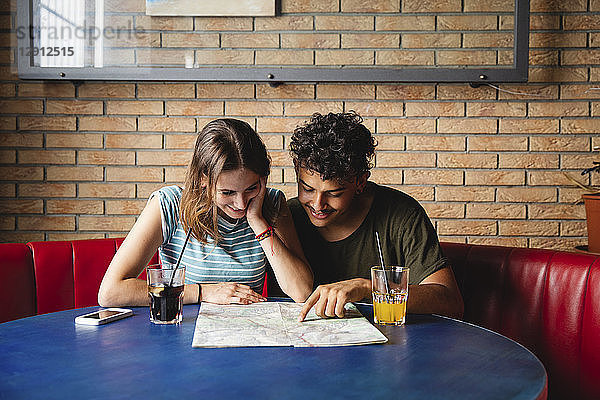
[289,112,376,181]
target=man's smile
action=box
[307,205,334,219]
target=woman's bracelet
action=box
[197,283,202,303]
[255,226,273,242]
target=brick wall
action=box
[0,0,598,251]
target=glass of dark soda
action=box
[146,264,185,324]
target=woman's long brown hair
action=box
[179,119,276,243]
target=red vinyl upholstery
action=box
[0,243,36,323]
[27,238,159,315]
[580,258,600,400]
[441,242,600,400]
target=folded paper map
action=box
[192,302,388,348]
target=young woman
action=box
[98,119,313,306]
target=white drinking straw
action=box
[375,232,390,292]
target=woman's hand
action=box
[200,282,266,305]
[246,176,268,230]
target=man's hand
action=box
[297,278,370,322]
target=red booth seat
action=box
[441,242,600,400]
[0,243,36,323]
[26,238,157,315]
[1,238,263,319]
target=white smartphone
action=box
[75,308,133,325]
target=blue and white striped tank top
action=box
[150,185,282,293]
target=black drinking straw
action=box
[168,227,192,287]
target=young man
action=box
[287,112,464,322]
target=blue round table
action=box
[0,302,547,400]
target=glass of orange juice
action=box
[371,266,409,326]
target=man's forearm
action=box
[407,283,464,319]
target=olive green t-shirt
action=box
[287,183,447,288]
